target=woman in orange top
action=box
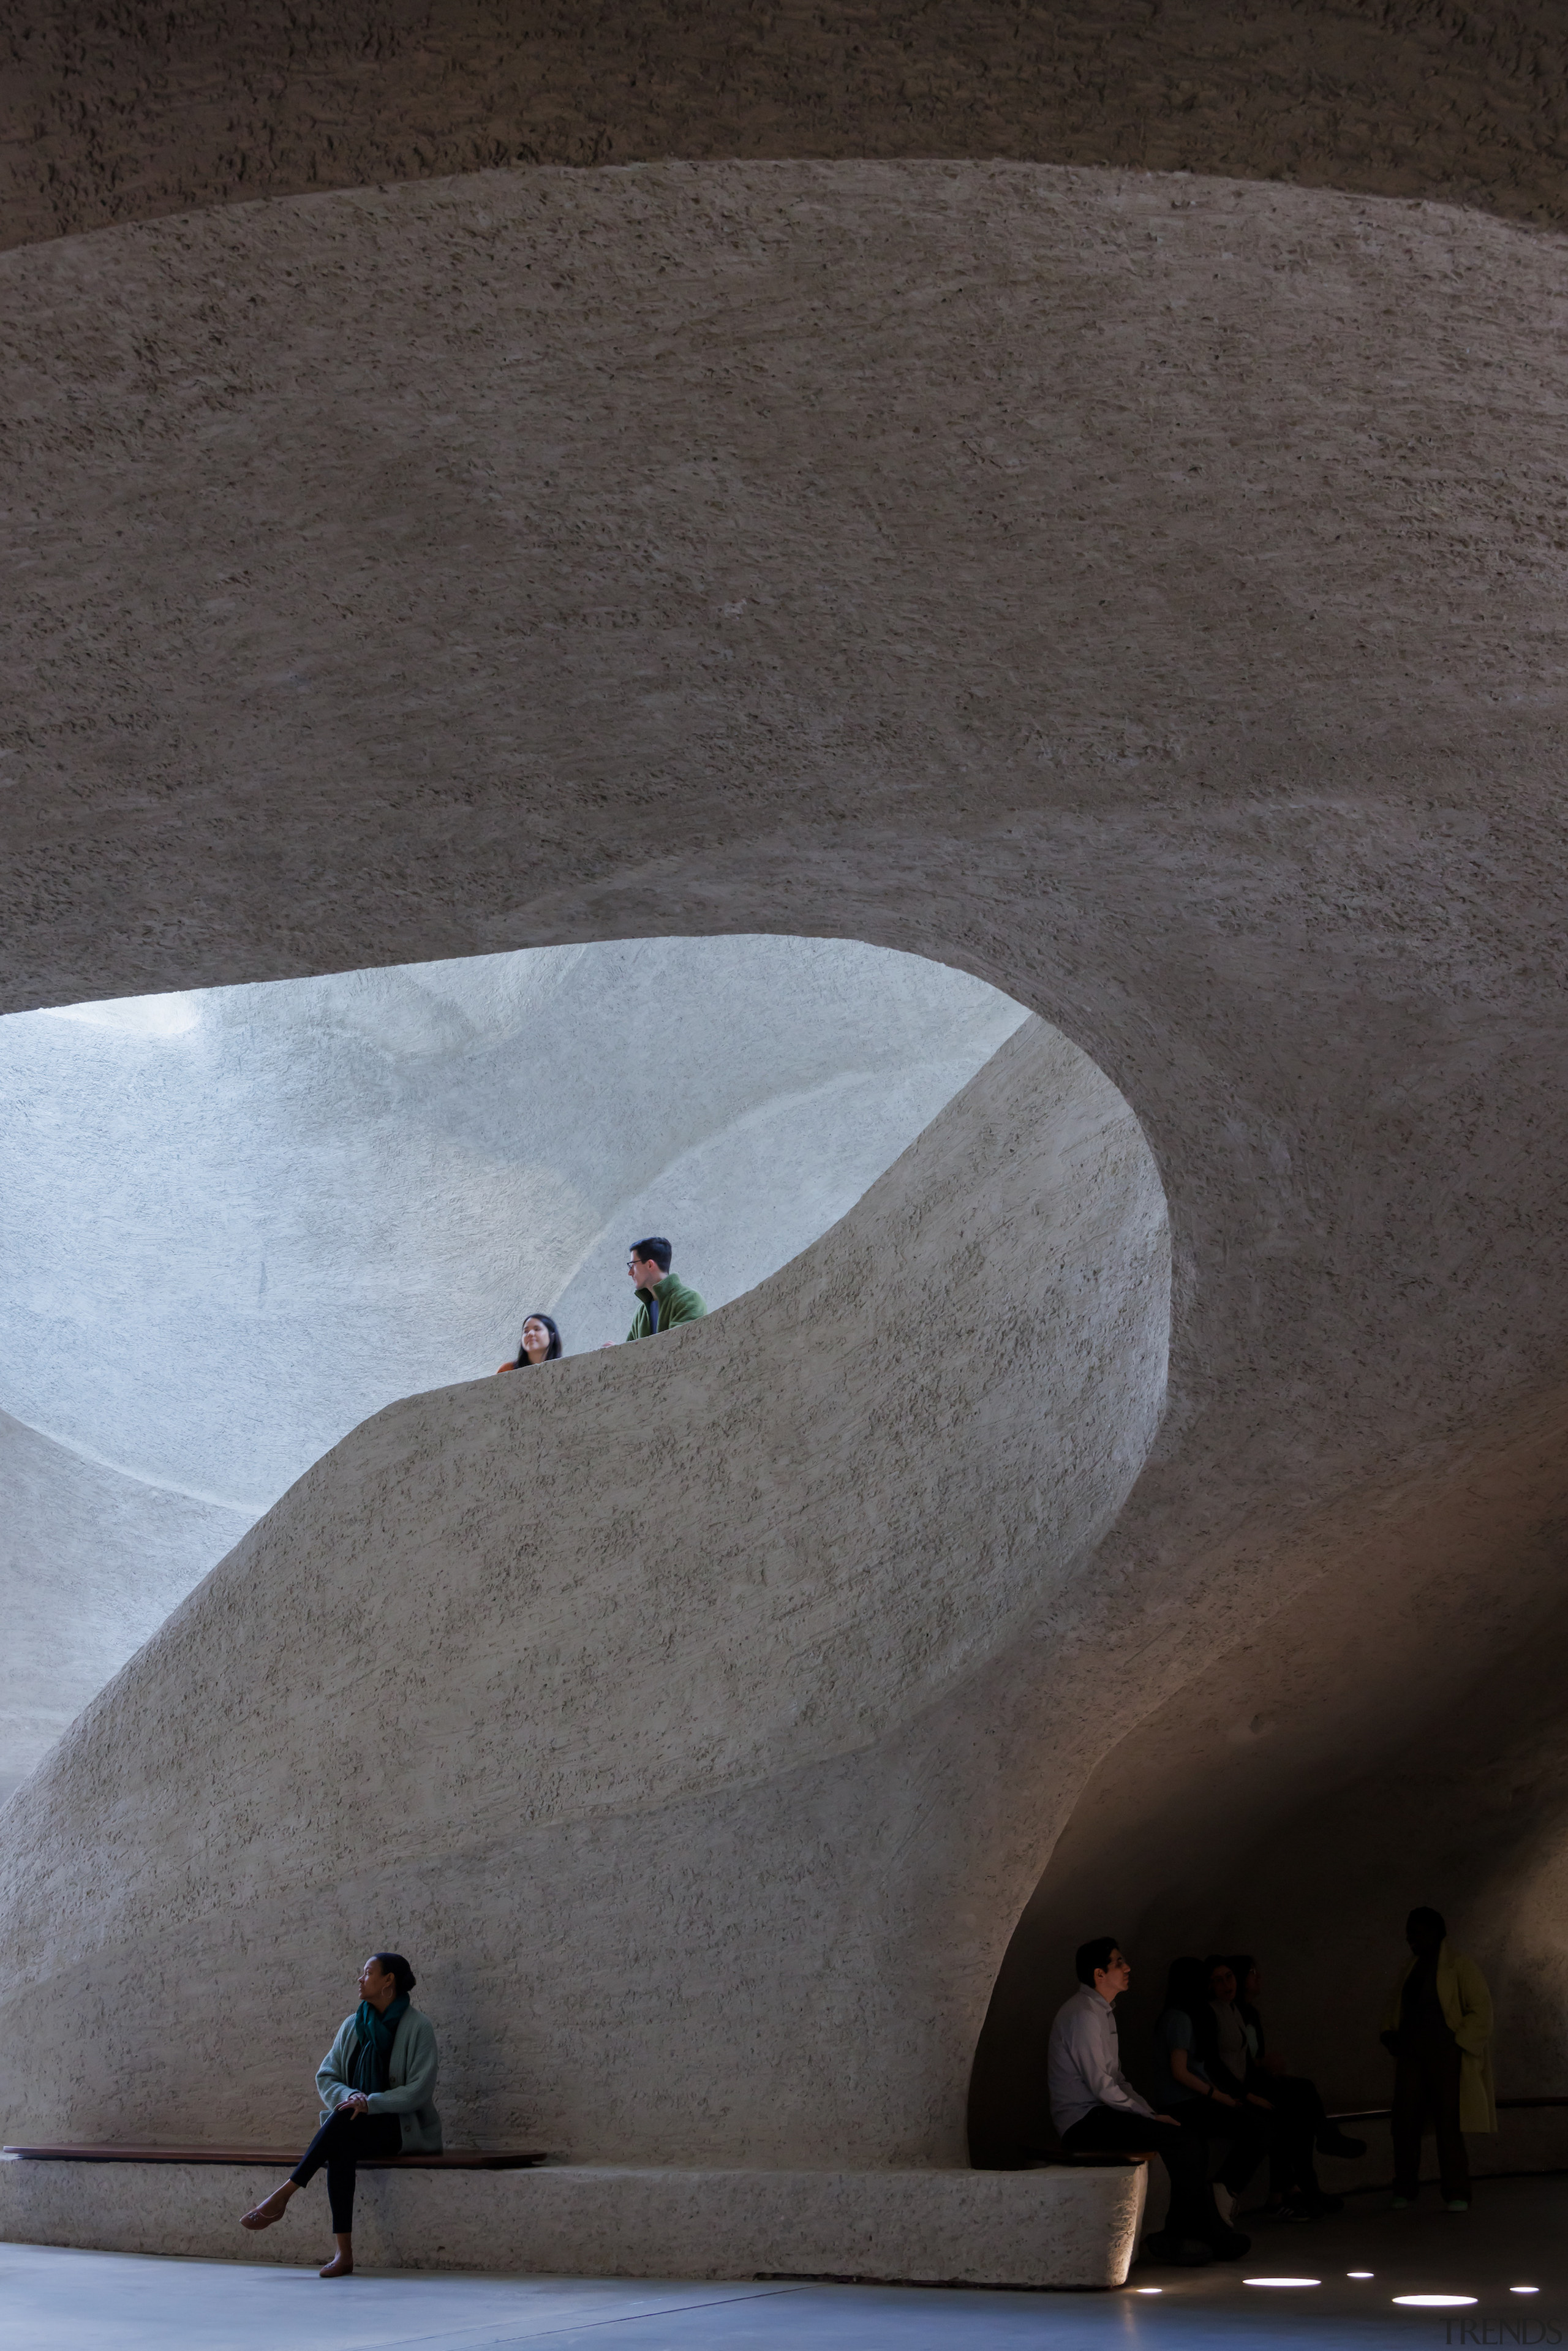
[497,1312,562,1372]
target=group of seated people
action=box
[1047,1938,1366,2267]
[495,1237,706,1372]
[237,1917,1476,2280]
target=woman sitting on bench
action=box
[239,1952,441,2277]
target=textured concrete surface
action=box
[0,937,1021,1797]
[7,0,1568,249]
[1,157,1566,2185]
[5,165,1568,1028]
[0,1014,1169,2160]
[3,2178,1567,2344]
[0,2159,1145,2285]
[0,1411,250,1810]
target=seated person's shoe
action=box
[1141,2229,1215,2268]
[1170,2238,1219,2268]
[1316,2126,1368,2160]
[1444,2198,1470,2213]
[1205,2225,1252,2261]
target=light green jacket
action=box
[626,1271,707,1343]
[317,2004,443,2153]
[1382,1942,1497,2133]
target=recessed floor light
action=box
[1134,2286,1163,2294]
[1348,2271,1374,2279]
[1393,2295,1478,2308]
[1245,2278,1321,2288]
[1512,2288,1540,2296]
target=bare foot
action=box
[239,2185,295,2231]
[318,2249,354,2277]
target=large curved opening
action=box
[0,930,1174,2166]
[0,933,1044,1801]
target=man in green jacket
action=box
[625,1236,707,1340]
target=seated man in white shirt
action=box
[1046,1936,1248,2265]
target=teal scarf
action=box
[351,1993,410,2094]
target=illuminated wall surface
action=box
[0,935,1026,1800]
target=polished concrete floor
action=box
[2,2179,1563,2350]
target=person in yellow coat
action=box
[1381,1906,1496,2211]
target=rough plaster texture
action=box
[7,0,1568,249]
[0,160,1566,2186]
[0,1410,250,1809]
[0,937,1021,1795]
[5,164,1568,1022]
[0,1015,1170,2161]
[0,2159,1146,2285]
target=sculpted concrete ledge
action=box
[0,2157,1145,2288]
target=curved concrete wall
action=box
[0,157,1565,2165]
[0,1016,1169,2158]
[0,936,1022,1798]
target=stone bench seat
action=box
[0,2156,1147,2286]
[3,2144,548,2170]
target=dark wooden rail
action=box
[1327,2097,1568,2127]
[1,2145,549,2168]
[1016,2094,1568,2172]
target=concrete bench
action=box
[0,2155,1148,2287]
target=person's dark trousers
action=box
[1251,2072,1325,2198]
[1392,2032,1469,2202]
[290,2107,404,2232]
[1175,2094,1273,2197]
[1061,2104,1217,2241]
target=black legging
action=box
[1061,2103,1221,2243]
[1250,2070,1327,2198]
[290,2106,403,2232]
[1175,2091,1273,2195]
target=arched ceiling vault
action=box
[5,0,1568,249]
[2,162,1564,1027]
